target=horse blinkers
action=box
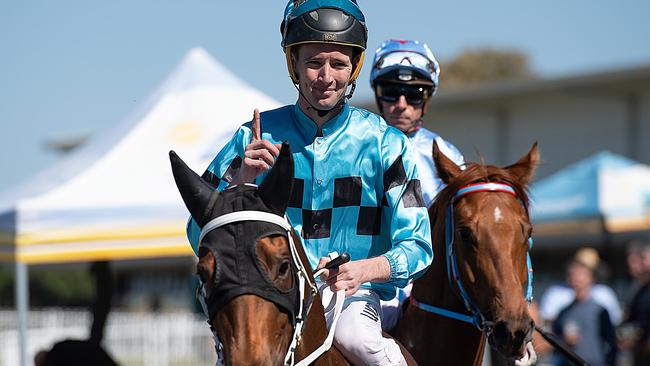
[198,219,300,327]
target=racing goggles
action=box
[376,84,429,105]
[374,51,437,80]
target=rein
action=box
[196,209,332,366]
[410,182,534,334]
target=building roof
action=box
[427,64,650,108]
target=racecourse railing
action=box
[0,309,216,366]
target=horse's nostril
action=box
[492,321,509,342]
[493,319,531,343]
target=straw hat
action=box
[574,247,600,271]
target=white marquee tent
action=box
[0,47,281,264]
[0,47,281,365]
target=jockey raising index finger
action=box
[230,108,281,185]
[187,1,433,364]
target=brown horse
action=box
[392,142,540,365]
[170,142,350,366]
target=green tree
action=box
[441,48,535,90]
[0,267,95,307]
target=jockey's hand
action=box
[316,256,391,297]
[230,108,282,185]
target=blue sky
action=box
[2,1,650,191]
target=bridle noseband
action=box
[410,182,534,335]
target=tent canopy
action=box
[0,48,281,264]
[531,151,650,244]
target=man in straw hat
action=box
[539,247,622,326]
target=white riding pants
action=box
[323,288,407,366]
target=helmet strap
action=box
[346,80,357,100]
[292,79,356,119]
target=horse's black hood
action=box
[171,142,300,325]
[201,184,300,325]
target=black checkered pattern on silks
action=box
[289,178,304,208]
[201,170,221,188]
[380,155,425,208]
[333,177,362,207]
[302,208,332,239]
[209,155,425,240]
[221,156,242,184]
[402,179,426,208]
[301,155,425,239]
[204,156,243,188]
[357,206,382,235]
[383,155,408,191]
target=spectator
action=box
[34,262,117,366]
[35,340,117,366]
[624,241,647,305]
[539,247,622,325]
[623,242,650,366]
[552,259,618,366]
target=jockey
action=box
[369,39,465,331]
[186,1,432,365]
[370,39,465,206]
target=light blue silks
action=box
[187,103,433,300]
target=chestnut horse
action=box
[392,142,540,365]
[170,143,350,366]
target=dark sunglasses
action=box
[376,84,429,105]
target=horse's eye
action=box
[457,227,473,243]
[278,260,291,277]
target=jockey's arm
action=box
[379,128,433,288]
[318,128,433,296]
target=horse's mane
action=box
[429,161,531,238]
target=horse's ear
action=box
[259,142,294,215]
[433,140,461,184]
[169,151,218,227]
[505,142,540,187]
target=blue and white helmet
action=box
[370,39,440,94]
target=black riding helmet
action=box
[280,0,368,84]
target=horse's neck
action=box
[411,239,461,309]
[400,238,487,366]
[296,293,328,355]
[295,293,349,365]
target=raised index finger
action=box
[251,108,261,142]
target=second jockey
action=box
[370,39,465,331]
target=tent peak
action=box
[185,47,213,62]
[0,46,279,213]
[161,47,246,93]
